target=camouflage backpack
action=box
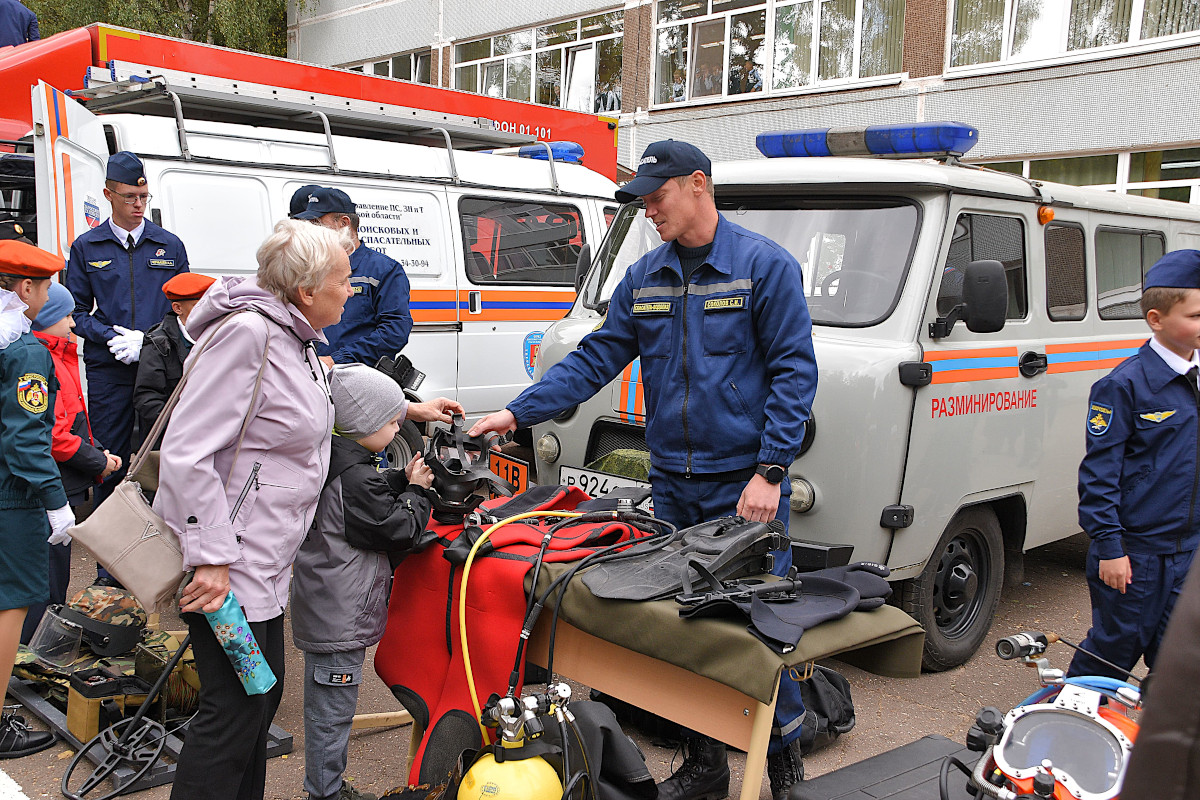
[59,586,148,657]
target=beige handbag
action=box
[71,311,270,611]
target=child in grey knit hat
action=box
[292,363,462,800]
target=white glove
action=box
[0,289,31,351]
[47,505,75,546]
[107,326,144,363]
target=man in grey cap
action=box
[472,139,818,800]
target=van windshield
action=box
[583,197,920,326]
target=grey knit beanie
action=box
[329,363,407,439]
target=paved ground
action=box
[0,532,1102,800]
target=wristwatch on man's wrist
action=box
[755,464,786,484]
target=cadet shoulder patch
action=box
[1139,409,1177,424]
[17,373,49,414]
[1087,402,1113,436]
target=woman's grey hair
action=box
[255,219,353,303]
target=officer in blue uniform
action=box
[0,0,39,48]
[1069,249,1200,681]
[65,152,189,513]
[291,186,412,366]
[471,140,818,800]
[0,239,69,758]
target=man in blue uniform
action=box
[0,0,39,48]
[1069,249,1200,681]
[65,152,189,515]
[471,140,818,800]
[291,186,412,366]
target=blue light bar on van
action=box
[483,141,585,164]
[756,122,979,159]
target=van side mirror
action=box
[928,260,1008,339]
[574,243,592,293]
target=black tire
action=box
[384,420,425,467]
[901,505,1004,671]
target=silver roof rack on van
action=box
[72,63,535,180]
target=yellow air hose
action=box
[458,510,583,738]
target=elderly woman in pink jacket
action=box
[155,219,353,800]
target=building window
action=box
[950,0,1200,68]
[973,148,1200,204]
[393,50,434,84]
[657,0,903,105]
[454,12,623,111]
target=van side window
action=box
[937,214,1028,320]
[1096,228,1166,320]
[1045,223,1087,321]
[460,198,586,285]
[604,206,618,227]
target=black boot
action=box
[766,739,805,800]
[657,735,730,800]
[0,712,55,759]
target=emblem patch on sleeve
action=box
[1087,403,1113,436]
[17,373,49,414]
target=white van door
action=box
[329,183,459,402]
[31,81,111,261]
[451,191,585,415]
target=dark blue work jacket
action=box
[65,220,189,383]
[1079,342,1200,560]
[508,215,817,473]
[0,332,66,511]
[0,0,38,48]
[318,244,412,365]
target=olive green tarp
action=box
[530,564,924,705]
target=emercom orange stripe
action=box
[1046,339,1147,354]
[930,367,1019,384]
[924,347,1019,361]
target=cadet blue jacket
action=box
[0,0,38,48]
[1079,342,1200,560]
[318,244,412,364]
[0,331,67,511]
[508,215,817,473]
[65,220,189,382]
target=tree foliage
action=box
[24,0,310,58]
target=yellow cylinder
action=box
[458,752,563,800]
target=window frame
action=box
[457,195,589,287]
[1043,220,1089,322]
[1093,225,1167,321]
[652,0,905,108]
[944,0,1200,75]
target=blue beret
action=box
[106,151,146,186]
[1144,250,1200,290]
[32,282,74,331]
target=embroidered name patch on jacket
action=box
[631,301,672,314]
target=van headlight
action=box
[536,433,561,464]
[790,478,815,513]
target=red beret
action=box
[162,272,216,301]
[0,240,63,278]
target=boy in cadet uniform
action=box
[291,364,460,800]
[65,152,189,516]
[23,283,122,643]
[1070,249,1200,680]
[290,186,413,367]
[0,239,71,757]
[132,272,216,449]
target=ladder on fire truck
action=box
[70,62,569,189]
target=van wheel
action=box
[900,506,1003,671]
[384,420,425,467]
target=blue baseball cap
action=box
[288,184,323,218]
[292,186,356,220]
[106,151,146,186]
[32,282,74,331]
[616,140,712,203]
[1144,250,1200,290]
